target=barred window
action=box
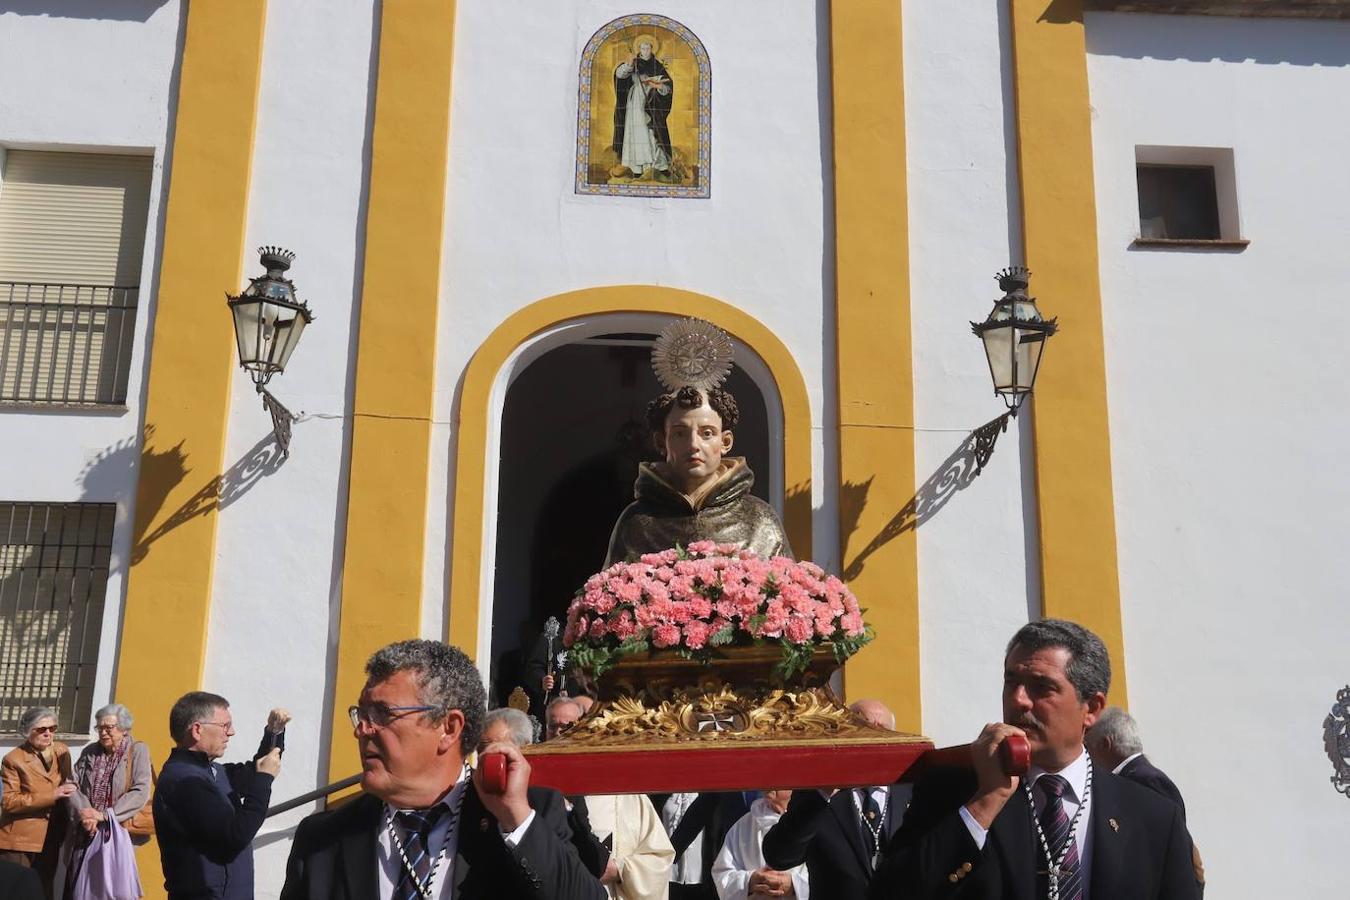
[0,503,114,735]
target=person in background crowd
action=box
[1087,705,1205,890]
[153,692,288,900]
[574,694,597,715]
[479,706,612,881]
[65,703,154,897]
[282,639,603,899]
[761,699,905,900]
[874,618,1199,899]
[547,696,585,741]
[0,706,74,898]
[712,790,809,900]
[585,793,674,900]
[651,790,748,899]
[0,857,44,900]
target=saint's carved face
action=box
[637,42,653,60]
[661,399,733,495]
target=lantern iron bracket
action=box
[259,385,297,459]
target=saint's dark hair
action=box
[646,385,740,438]
[1005,618,1111,702]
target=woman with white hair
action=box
[0,706,75,896]
[63,703,152,895]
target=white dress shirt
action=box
[959,747,1094,896]
[375,768,536,900]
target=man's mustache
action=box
[1008,714,1045,731]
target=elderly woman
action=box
[0,707,75,896]
[64,703,152,895]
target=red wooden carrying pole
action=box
[478,734,1028,795]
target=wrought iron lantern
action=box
[971,266,1057,414]
[226,246,314,456]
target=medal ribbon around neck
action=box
[1024,758,1093,900]
[384,763,470,899]
[849,787,889,869]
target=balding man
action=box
[761,700,907,900]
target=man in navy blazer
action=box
[762,700,907,900]
[281,640,602,900]
[872,619,1199,899]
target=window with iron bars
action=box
[0,503,114,736]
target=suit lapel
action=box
[828,789,874,875]
[453,784,498,899]
[340,796,382,900]
[1087,771,1125,896]
[990,787,1036,900]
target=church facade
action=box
[1,1,1347,896]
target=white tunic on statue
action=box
[614,61,671,175]
[711,798,811,900]
[586,793,675,900]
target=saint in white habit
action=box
[612,37,673,177]
[712,794,810,900]
[585,793,674,900]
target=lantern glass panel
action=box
[1014,327,1047,393]
[980,324,1014,392]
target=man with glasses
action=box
[154,691,290,899]
[282,639,604,899]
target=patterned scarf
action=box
[87,737,131,810]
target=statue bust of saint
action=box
[604,384,791,566]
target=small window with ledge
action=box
[1133,146,1246,249]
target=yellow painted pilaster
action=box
[114,2,268,892]
[1009,0,1128,703]
[828,0,921,730]
[328,0,458,785]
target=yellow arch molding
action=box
[1009,0,1128,704]
[446,287,814,656]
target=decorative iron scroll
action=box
[260,387,297,459]
[1325,685,1350,798]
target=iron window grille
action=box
[0,283,139,406]
[0,503,115,735]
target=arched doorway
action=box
[487,331,772,709]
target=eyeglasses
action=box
[348,704,439,730]
[94,725,122,733]
[197,721,234,732]
[29,725,57,735]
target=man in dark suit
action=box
[282,639,603,900]
[1088,706,1204,890]
[1086,707,1186,815]
[873,619,1199,900]
[649,791,749,899]
[762,700,907,900]
[0,859,43,900]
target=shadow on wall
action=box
[80,425,287,571]
[1084,6,1350,67]
[838,411,1014,581]
[1,0,171,22]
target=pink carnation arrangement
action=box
[563,542,872,678]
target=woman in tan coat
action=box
[0,706,75,897]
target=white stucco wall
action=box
[1087,12,1350,897]
[427,0,835,655]
[0,0,181,747]
[205,2,379,894]
[903,0,1044,748]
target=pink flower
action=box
[615,581,642,604]
[611,612,638,641]
[589,618,610,640]
[683,620,711,650]
[784,616,813,644]
[687,596,712,619]
[652,623,681,648]
[716,542,742,556]
[841,612,864,636]
[670,601,693,625]
[687,540,717,554]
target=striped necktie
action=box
[394,806,447,900]
[1037,775,1083,900]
